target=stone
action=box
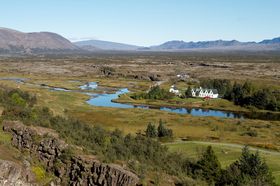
[0,159,37,186]
[3,120,139,186]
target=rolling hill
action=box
[1,27,280,54]
[74,40,141,51]
[0,27,79,54]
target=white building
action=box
[191,87,219,98]
[176,74,190,79]
[169,85,180,95]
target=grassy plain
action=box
[167,141,280,184]
[0,54,279,183]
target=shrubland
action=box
[0,85,276,185]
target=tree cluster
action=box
[145,120,173,138]
[200,79,280,111]
[226,82,280,111]
[201,79,232,97]
[186,146,275,186]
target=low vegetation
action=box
[0,86,277,185]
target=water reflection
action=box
[86,88,245,119]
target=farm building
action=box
[169,85,180,95]
[191,87,219,98]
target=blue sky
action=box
[1,0,279,46]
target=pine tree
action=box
[157,119,165,137]
[145,123,157,138]
[157,119,173,138]
[238,146,275,185]
[220,146,276,186]
[185,86,193,98]
[196,146,221,184]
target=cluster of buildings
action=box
[191,87,219,98]
[169,73,219,99]
[169,85,219,99]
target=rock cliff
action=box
[0,159,36,186]
[3,120,139,186]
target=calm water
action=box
[86,88,244,119]
[0,77,26,83]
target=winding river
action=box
[85,84,280,120]
[86,88,243,119]
[1,78,279,120]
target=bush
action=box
[157,120,173,138]
[242,129,258,137]
[31,166,46,182]
[145,123,158,138]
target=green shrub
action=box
[32,166,46,182]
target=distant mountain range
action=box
[74,40,141,51]
[150,39,280,51]
[0,27,280,54]
[76,38,280,52]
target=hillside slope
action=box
[0,27,79,54]
[75,39,141,51]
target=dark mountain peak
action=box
[260,37,280,44]
[153,39,245,50]
[164,40,185,44]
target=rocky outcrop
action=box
[3,121,139,186]
[65,156,139,186]
[0,159,36,186]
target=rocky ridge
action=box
[2,120,139,186]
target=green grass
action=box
[32,166,46,181]
[0,127,12,145]
[166,142,280,184]
[0,121,25,163]
[30,163,54,184]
